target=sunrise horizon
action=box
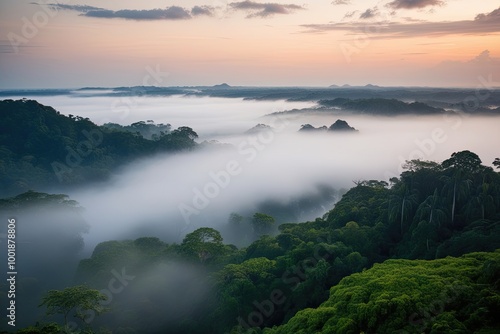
[1,0,499,89]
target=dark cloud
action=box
[303,7,500,38]
[46,4,215,21]
[191,6,215,16]
[229,1,305,18]
[387,0,445,9]
[85,7,192,20]
[360,7,379,19]
[475,7,500,23]
[343,11,357,19]
[47,3,105,12]
[332,0,351,4]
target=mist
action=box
[2,94,499,332]
[12,95,492,253]
[3,94,498,251]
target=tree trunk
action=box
[451,181,456,225]
[401,197,406,235]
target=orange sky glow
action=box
[1,0,499,88]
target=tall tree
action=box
[442,150,482,174]
[441,151,483,225]
[251,212,276,236]
[180,227,225,263]
[493,158,500,170]
[389,182,419,235]
[416,188,447,228]
[40,285,107,327]
[440,172,472,225]
[466,181,495,220]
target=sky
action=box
[0,0,499,88]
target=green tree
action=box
[389,183,419,235]
[264,250,500,334]
[416,188,447,228]
[252,213,276,236]
[466,181,495,220]
[180,227,225,263]
[440,171,472,226]
[442,150,482,174]
[229,212,244,226]
[16,323,62,334]
[494,158,500,169]
[40,285,108,327]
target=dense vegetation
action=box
[264,251,500,334]
[1,147,499,333]
[1,97,499,333]
[0,99,198,196]
[318,98,445,115]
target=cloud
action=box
[46,2,306,20]
[303,6,500,38]
[47,4,105,12]
[46,3,214,20]
[360,7,379,19]
[89,7,192,20]
[332,0,351,5]
[467,50,497,65]
[229,1,305,18]
[191,6,215,17]
[426,50,500,86]
[0,42,42,54]
[343,11,358,19]
[387,0,445,10]
[475,7,500,23]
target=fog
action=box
[25,95,315,141]
[13,95,494,252]
[1,94,499,331]
[3,95,499,251]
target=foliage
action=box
[252,213,276,236]
[16,323,62,334]
[7,149,500,333]
[0,99,198,196]
[318,98,445,115]
[102,120,171,140]
[40,285,108,325]
[180,227,226,263]
[264,250,500,334]
[494,158,500,169]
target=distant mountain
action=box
[212,83,231,89]
[2,86,500,110]
[299,120,357,133]
[329,119,358,132]
[364,84,381,89]
[299,124,327,132]
[245,123,273,134]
